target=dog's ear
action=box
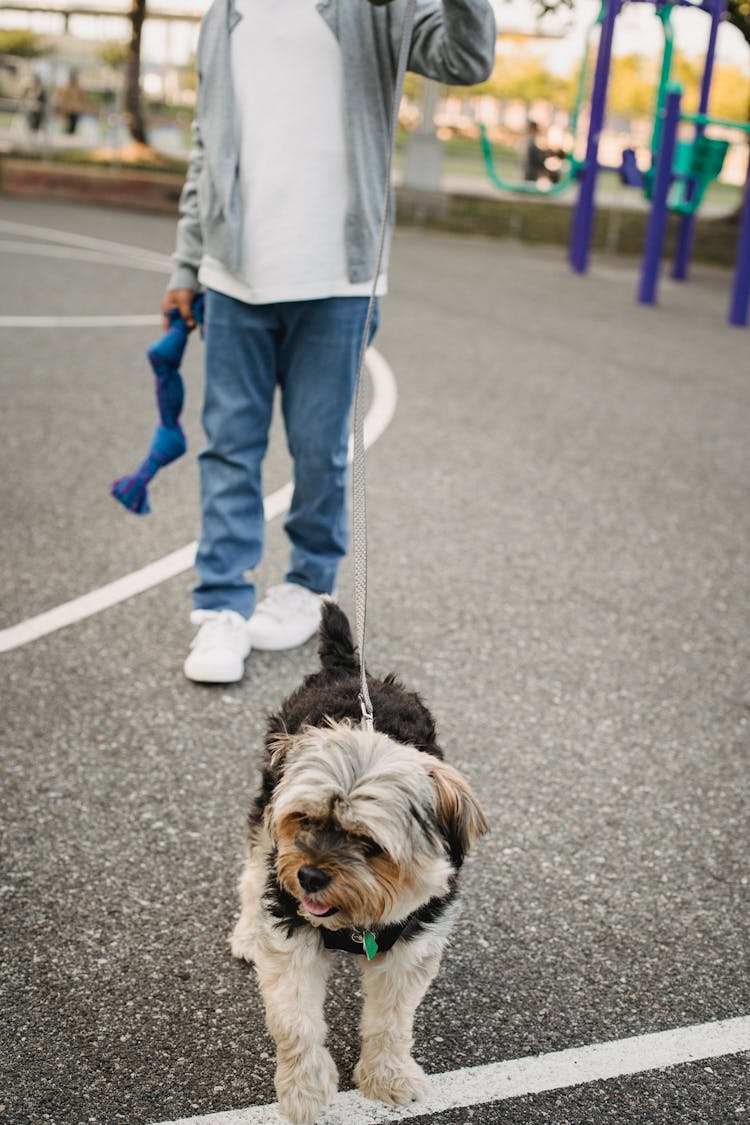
[260,731,304,836]
[428,758,488,867]
[267,730,299,778]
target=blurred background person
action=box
[523,120,565,185]
[56,70,85,135]
[24,75,47,134]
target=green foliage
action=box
[98,40,127,70]
[606,52,745,118]
[403,72,421,101]
[607,53,658,116]
[709,64,750,119]
[476,51,576,106]
[0,29,50,58]
[182,54,197,94]
[525,0,748,121]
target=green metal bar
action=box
[479,124,581,196]
[682,112,750,134]
[479,0,599,196]
[568,0,606,139]
[651,5,675,158]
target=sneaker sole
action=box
[183,657,247,683]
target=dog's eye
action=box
[360,837,384,858]
[292,816,316,840]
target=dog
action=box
[230,600,487,1125]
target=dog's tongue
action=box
[302,897,331,916]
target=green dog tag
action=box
[363,931,379,960]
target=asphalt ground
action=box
[1,197,748,1125]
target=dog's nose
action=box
[297,865,331,893]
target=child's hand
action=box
[161,289,197,330]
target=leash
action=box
[352,0,417,731]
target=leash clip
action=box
[359,692,374,733]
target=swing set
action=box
[478,9,595,196]
[481,0,750,326]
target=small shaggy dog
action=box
[230,600,487,1125]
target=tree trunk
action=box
[124,0,147,145]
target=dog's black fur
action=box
[249,601,461,945]
[250,601,444,820]
[266,599,443,759]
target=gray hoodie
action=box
[168,0,496,293]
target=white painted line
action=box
[0,313,162,328]
[156,1015,750,1125]
[0,541,199,653]
[0,240,172,272]
[0,218,173,268]
[0,349,397,653]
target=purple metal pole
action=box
[638,86,681,306]
[728,156,750,327]
[672,0,726,280]
[569,0,622,274]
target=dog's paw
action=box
[353,1053,429,1106]
[276,1046,338,1125]
[229,920,255,962]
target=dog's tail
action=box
[318,598,360,676]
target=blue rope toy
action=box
[110,293,204,515]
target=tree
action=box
[98,40,127,71]
[722,0,750,125]
[476,51,574,105]
[607,53,656,117]
[0,29,50,58]
[710,64,750,119]
[124,0,147,144]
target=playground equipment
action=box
[479,12,599,196]
[638,83,750,324]
[479,123,582,195]
[479,0,748,323]
[481,1,737,210]
[568,0,750,326]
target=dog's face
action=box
[265,721,487,931]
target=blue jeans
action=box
[193,290,377,617]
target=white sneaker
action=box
[184,609,252,683]
[247,583,324,651]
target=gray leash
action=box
[352,0,417,730]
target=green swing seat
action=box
[644,134,729,215]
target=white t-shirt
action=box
[199,0,386,304]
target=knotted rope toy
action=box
[110,293,204,515]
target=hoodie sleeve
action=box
[168,13,209,293]
[167,116,205,292]
[396,0,496,87]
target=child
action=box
[163,0,496,683]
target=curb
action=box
[0,156,742,267]
[0,157,184,215]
